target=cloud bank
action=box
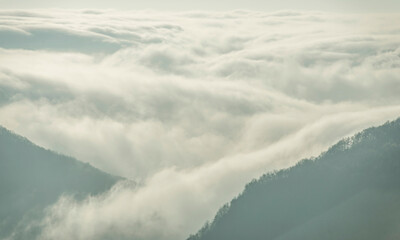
[0,9,400,240]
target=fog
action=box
[0,9,399,240]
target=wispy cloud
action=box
[1,9,400,240]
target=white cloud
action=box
[0,9,400,240]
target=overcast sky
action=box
[1,0,400,12]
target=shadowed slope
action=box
[0,126,122,239]
[189,118,400,240]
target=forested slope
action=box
[189,118,400,240]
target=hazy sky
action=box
[1,0,400,12]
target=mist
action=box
[0,9,400,240]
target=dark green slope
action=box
[0,126,122,239]
[188,118,400,240]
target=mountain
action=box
[188,118,400,240]
[0,126,122,239]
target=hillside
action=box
[188,118,400,240]
[0,126,122,239]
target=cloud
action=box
[0,27,123,53]
[0,9,400,240]
[37,107,400,240]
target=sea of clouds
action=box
[0,9,400,240]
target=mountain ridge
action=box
[0,125,123,239]
[188,118,400,240]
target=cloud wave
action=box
[0,9,400,240]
